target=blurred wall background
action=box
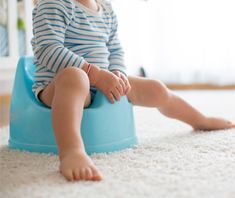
[113,0,235,85]
[1,0,235,95]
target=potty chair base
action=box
[9,57,138,155]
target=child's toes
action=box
[225,120,235,128]
[62,169,74,181]
[91,166,103,181]
[230,123,235,128]
[80,168,87,180]
[73,168,81,180]
[85,168,93,180]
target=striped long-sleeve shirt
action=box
[31,0,126,97]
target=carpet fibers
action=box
[1,91,235,198]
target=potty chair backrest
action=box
[11,56,43,107]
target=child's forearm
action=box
[81,62,101,86]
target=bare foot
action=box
[59,149,103,181]
[193,117,235,131]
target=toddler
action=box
[31,0,235,181]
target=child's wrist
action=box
[81,62,101,86]
[89,65,101,86]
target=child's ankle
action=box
[59,147,86,159]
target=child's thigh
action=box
[38,80,91,108]
[38,81,55,107]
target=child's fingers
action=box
[107,92,115,104]
[113,70,121,78]
[118,78,125,95]
[120,75,131,94]
[112,70,129,95]
[120,75,127,90]
[111,88,121,101]
[116,83,124,96]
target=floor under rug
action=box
[1,90,235,198]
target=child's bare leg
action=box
[127,76,235,130]
[39,67,102,181]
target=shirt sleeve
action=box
[107,10,127,76]
[32,0,86,73]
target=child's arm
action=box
[106,6,130,94]
[33,0,86,73]
[107,8,127,77]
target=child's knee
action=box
[54,67,90,91]
[151,80,172,106]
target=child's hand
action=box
[94,69,125,104]
[112,70,131,95]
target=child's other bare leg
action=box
[127,76,235,131]
[39,67,102,181]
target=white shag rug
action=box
[1,90,235,198]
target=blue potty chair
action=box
[9,56,138,155]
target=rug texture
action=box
[1,91,235,198]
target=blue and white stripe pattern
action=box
[31,0,126,98]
